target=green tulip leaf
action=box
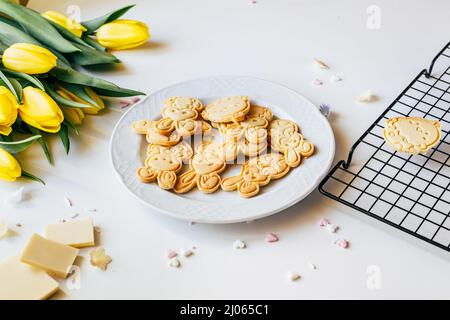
[59,124,70,154]
[28,126,53,165]
[81,35,107,52]
[0,76,22,102]
[51,65,145,97]
[60,82,100,107]
[63,119,79,136]
[42,81,91,109]
[0,0,79,53]
[0,134,41,154]
[82,5,135,34]
[0,68,44,91]
[21,170,45,185]
[0,69,19,101]
[68,42,120,66]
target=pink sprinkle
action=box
[131,97,141,104]
[71,213,79,219]
[335,239,349,249]
[16,223,22,227]
[312,79,324,86]
[265,232,279,243]
[319,218,330,227]
[188,221,195,226]
[167,250,178,259]
[119,101,131,109]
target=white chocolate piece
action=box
[233,239,247,249]
[0,254,59,300]
[20,233,79,278]
[45,218,95,248]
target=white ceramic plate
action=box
[110,76,335,223]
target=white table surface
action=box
[1,0,449,300]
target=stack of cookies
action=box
[132,96,315,198]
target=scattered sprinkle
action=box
[233,239,247,249]
[287,271,301,281]
[4,186,25,205]
[65,197,73,207]
[265,232,279,243]
[313,58,329,69]
[0,218,8,238]
[167,250,178,259]
[312,79,324,86]
[318,218,331,227]
[181,248,194,257]
[119,101,131,109]
[357,90,377,103]
[70,213,79,220]
[325,223,339,233]
[188,221,195,226]
[308,261,318,270]
[86,208,97,213]
[249,0,257,4]
[89,247,112,271]
[334,239,349,249]
[319,104,332,118]
[58,219,67,224]
[330,74,342,82]
[168,258,181,268]
[16,223,22,228]
[131,97,141,104]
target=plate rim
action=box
[110,75,335,224]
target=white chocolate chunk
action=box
[20,233,79,278]
[233,239,247,249]
[45,218,95,248]
[0,255,59,300]
[357,90,377,103]
[287,271,301,281]
[168,258,181,268]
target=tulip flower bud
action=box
[41,11,87,38]
[0,86,18,136]
[0,147,21,182]
[56,89,85,125]
[57,85,105,115]
[2,43,57,75]
[19,87,64,133]
[96,19,150,50]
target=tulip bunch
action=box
[0,0,149,183]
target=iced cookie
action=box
[221,153,290,198]
[383,117,441,154]
[269,119,314,167]
[201,96,251,123]
[138,142,193,190]
[173,142,227,194]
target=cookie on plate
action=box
[383,117,441,154]
[269,119,315,168]
[137,142,193,189]
[221,153,290,198]
[201,96,251,123]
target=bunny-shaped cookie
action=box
[221,153,290,198]
[173,142,227,194]
[269,119,314,168]
[137,142,193,190]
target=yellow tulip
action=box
[56,89,85,125]
[56,85,105,115]
[2,43,57,75]
[41,11,87,38]
[0,86,18,136]
[19,87,64,133]
[0,147,21,182]
[96,19,150,50]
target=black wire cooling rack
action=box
[319,41,450,253]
